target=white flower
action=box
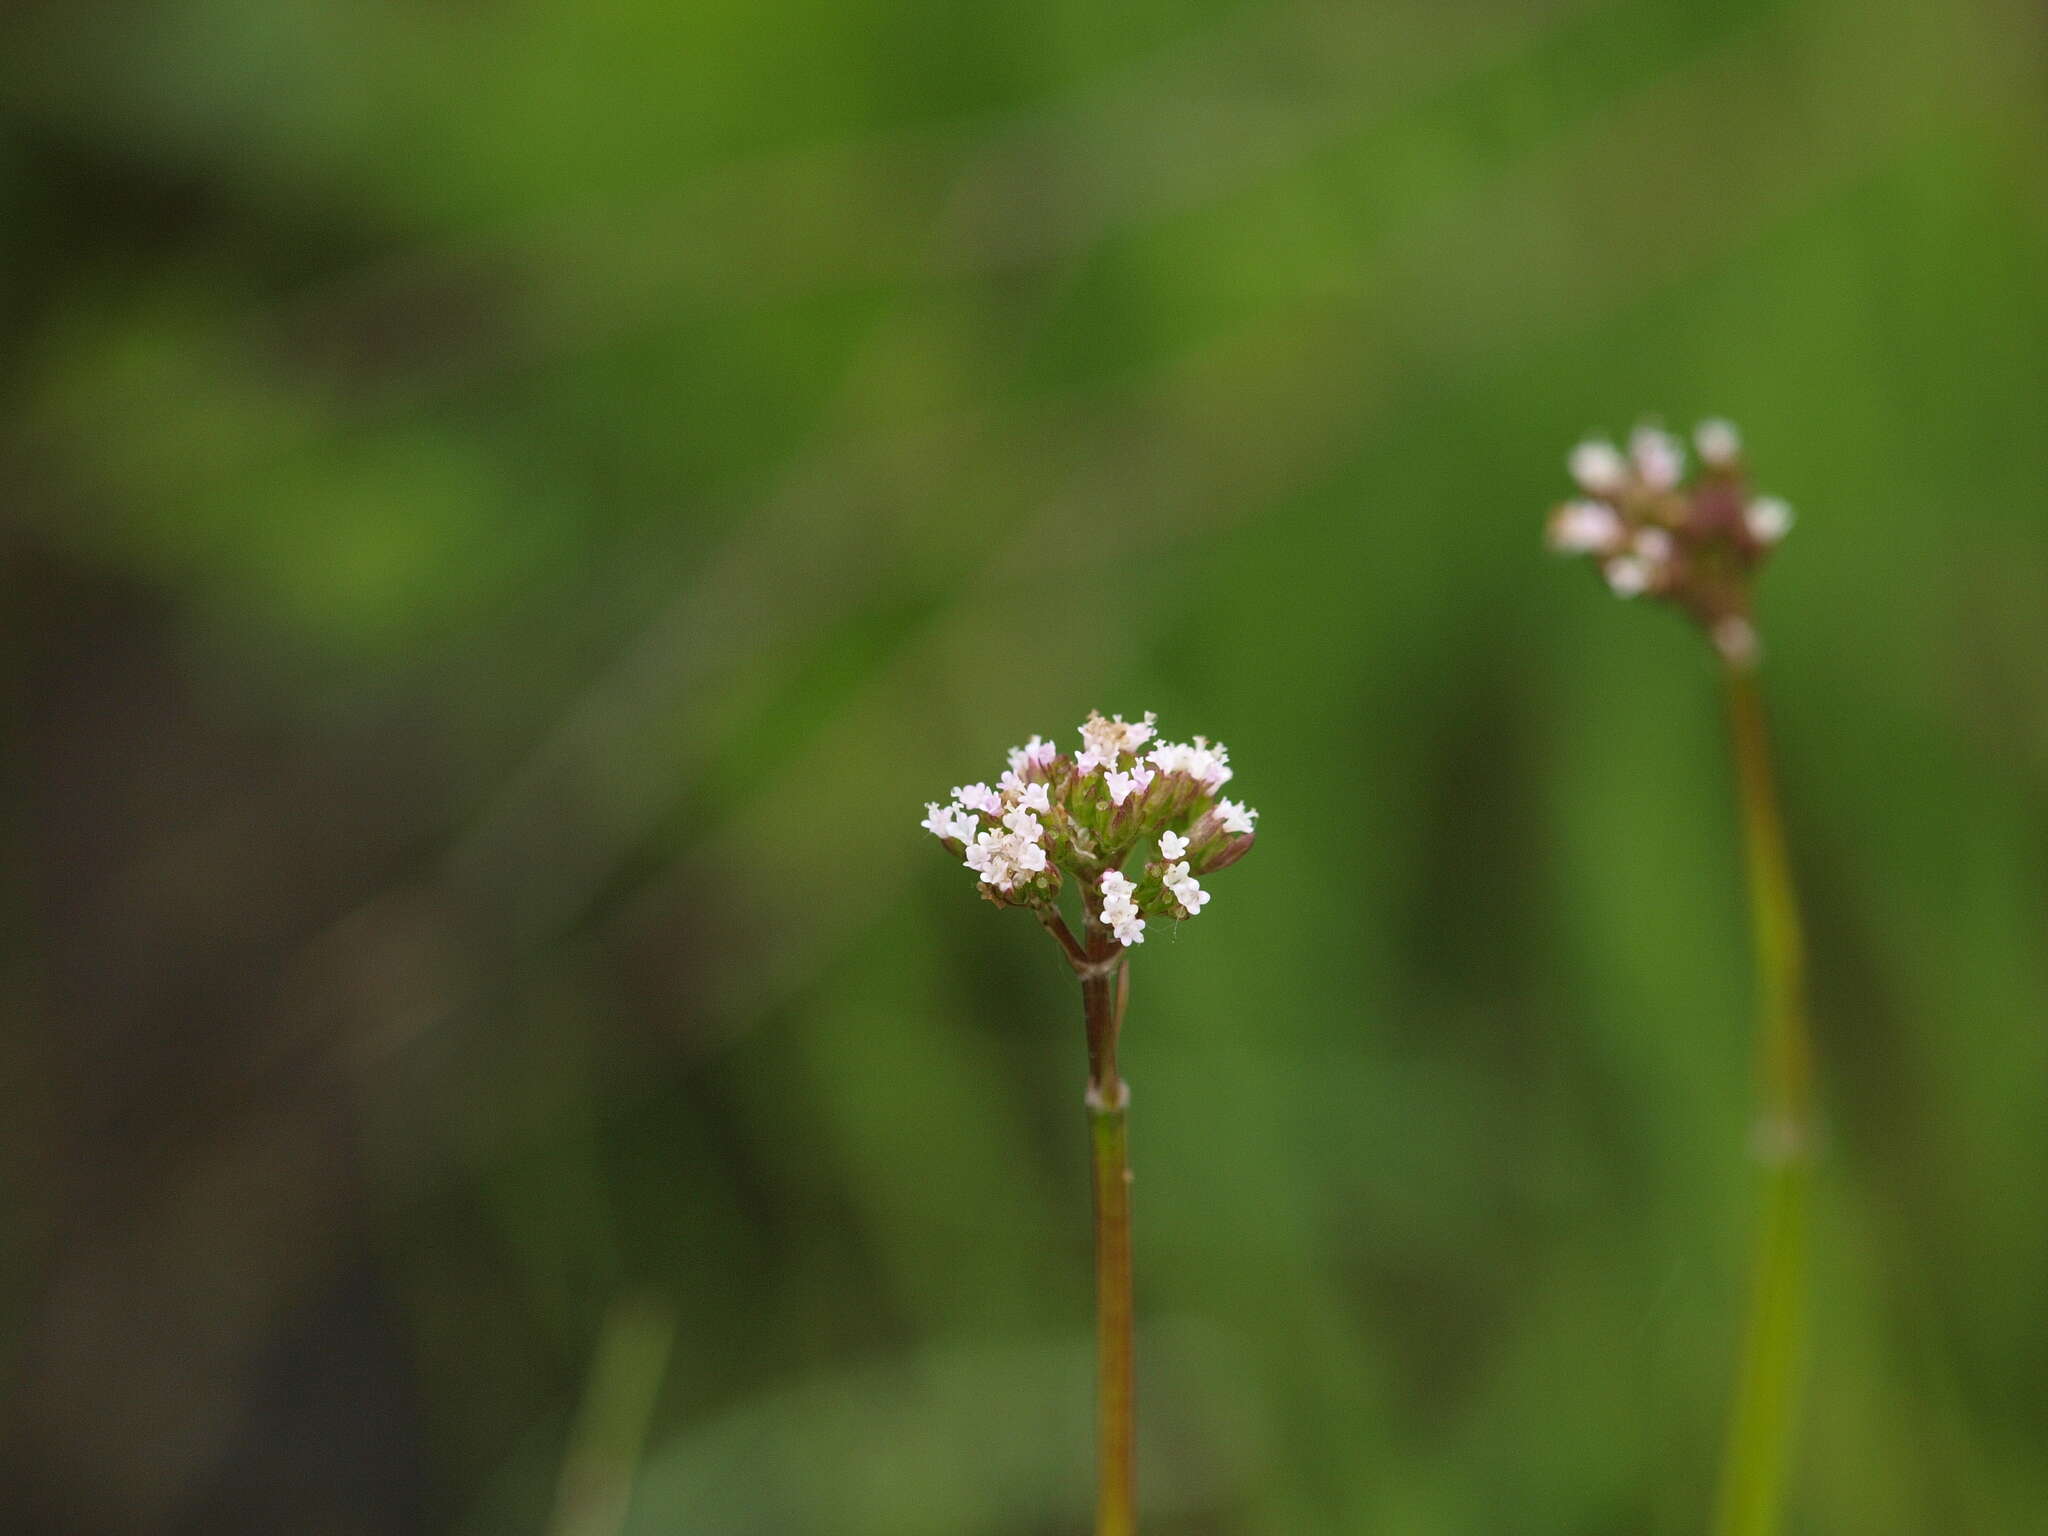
[928,711,1255,927]
[1001,806,1043,841]
[1547,499,1624,554]
[1745,497,1793,544]
[1630,426,1685,492]
[966,825,1048,891]
[1148,738,1230,787]
[953,782,1003,816]
[1215,798,1258,836]
[923,802,978,840]
[1570,439,1629,497]
[1079,710,1157,762]
[1187,738,1231,788]
[1103,764,1156,806]
[1160,861,1208,914]
[1694,418,1741,467]
[1632,527,1675,565]
[998,772,1053,814]
[1099,868,1146,945]
[1006,735,1058,773]
[1603,555,1652,598]
[963,830,1005,882]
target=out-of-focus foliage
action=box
[4,0,2046,1531]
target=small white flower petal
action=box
[1548,500,1624,555]
[1002,807,1043,840]
[953,783,1003,816]
[1604,555,1652,598]
[1694,418,1741,467]
[1570,439,1629,497]
[1216,799,1259,836]
[1745,497,1793,544]
[1630,426,1685,492]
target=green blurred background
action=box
[4,0,2046,1531]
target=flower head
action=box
[922,709,1259,951]
[1546,417,1793,663]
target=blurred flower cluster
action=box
[1547,421,1792,662]
[921,712,1257,948]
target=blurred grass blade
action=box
[551,1293,678,1536]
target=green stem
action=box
[1081,951,1135,1536]
[1713,661,1816,1536]
[548,1292,675,1536]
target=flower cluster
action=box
[1100,871,1144,947]
[921,710,1258,951]
[1547,420,1792,662]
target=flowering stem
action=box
[1037,903,1090,970]
[1713,661,1816,1536]
[1080,939,1135,1536]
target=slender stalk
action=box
[548,1292,675,1536]
[1080,937,1135,1536]
[1713,660,1816,1536]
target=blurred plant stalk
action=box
[1713,660,1816,1536]
[1546,421,1816,1534]
[549,1293,676,1536]
[1080,935,1137,1536]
